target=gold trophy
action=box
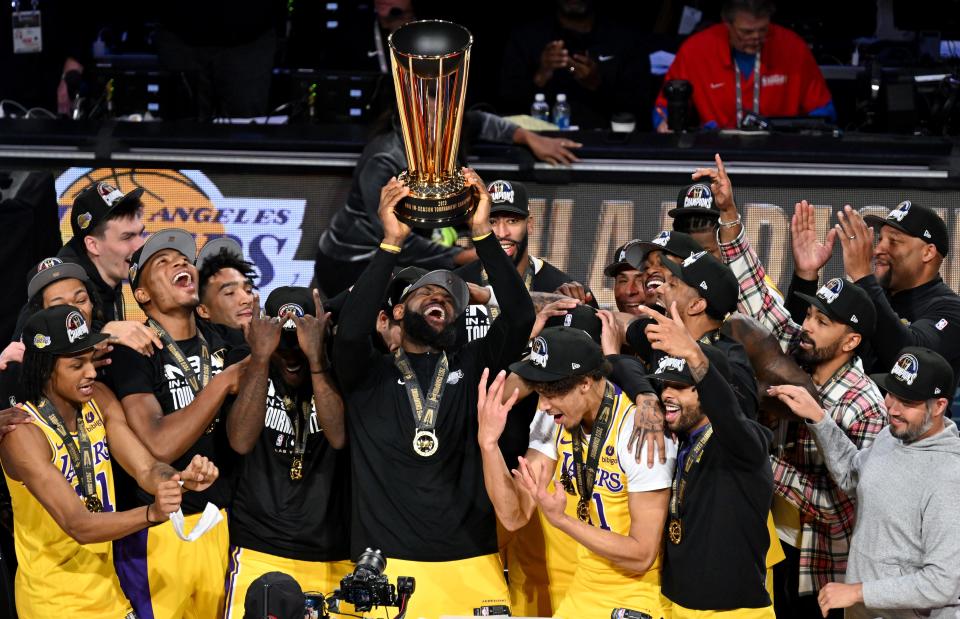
[389,20,474,228]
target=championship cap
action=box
[863,201,949,257]
[128,228,197,292]
[509,326,605,382]
[661,250,738,317]
[644,344,731,386]
[385,266,428,310]
[636,230,705,261]
[487,180,529,217]
[70,181,144,242]
[265,286,317,349]
[399,269,469,317]
[196,237,244,273]
[604,240,644,277]
[26,257,89,299]
[23,304,108,355]
[544,304,602,344]
[243,572,305,619]
[794,278,876,337]
[668,183,721,219]
[870,347,954,402]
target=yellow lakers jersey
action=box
[2,398,132,617]
[553,385,662,581]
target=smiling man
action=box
[770,347,960,618]
[334,171,535,618]
[106,228,247,619]
[195,237,257,331]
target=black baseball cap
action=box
[794,278,876,337]
[863,201,949,257]
[870,346,954,402]
[544,304,602,344]
[128,228,197,292]
[27,257,89,299]
[23,304,109,355]
[668,183,721,219]
[196,237,244,273]
[70,182,144,242]
[487,179,529,217]
[637,230,705,261]
[385,266,428,310]
[510,326,605,382]
[604,240,644,277]
[399,269,469,317]
[645,344,731,386]
[243,572,305,619]
[661,250,739,317]
[266,286,316,349]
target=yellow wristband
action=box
[471,232,492,242]
[379,242,401,254]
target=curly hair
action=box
[522,360,612,398]
[198,248,258,302]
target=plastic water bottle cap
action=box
[535,93,546,101]
[556,93,567,102]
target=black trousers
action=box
[155,27,276,120]
[773,543,844,619]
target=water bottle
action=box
[552,93,571,129]
[530,93,550,121]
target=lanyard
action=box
[480,257,535,320]
[273,373,312,481]
[35,398,103,512]
[559,381,616,524]
[667,424,714,544]
[734,51,761,128]
[393,348,450,457]
[148,319,211,394]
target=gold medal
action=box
[290,455,304,481]
[576,497,591,523]
[413,430,438,457]
[85,495,104,513]
[560,470,576,495]
[668,518,683,545]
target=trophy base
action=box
[395,171,475,229]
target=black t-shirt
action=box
[108,320,238,514]
[456,256,594,467]
[228,369,350,561]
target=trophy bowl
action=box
[389,20,474,228]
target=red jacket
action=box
[655,23,832,129]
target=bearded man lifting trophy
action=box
[389,20,475,227]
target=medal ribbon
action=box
[480,257,535,320]
[35,398,101,509]
[669,425,714,527]
[274,373,312,478]
[569,382,616,523]
[148,319,211,394]
[734,50,762,128]
[393,349,449,436]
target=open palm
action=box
[791,200,836,278]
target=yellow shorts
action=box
[114,509,230,619]
[555,566,665,619]
[223,546,353,619]
[668,603,775,618]
[375,553,509,619]
[15,558,133,618]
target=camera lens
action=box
[356,548,387,576]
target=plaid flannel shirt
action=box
[720,229,888,594]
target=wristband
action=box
[472,231,492,242]
[379,242,401,253]
[719,215,742,229]
[146,505,163,525]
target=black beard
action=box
[403,310,457,350]
[501,234,530,267]
[793,333,843,368]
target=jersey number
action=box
[592,492,610,531]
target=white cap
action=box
[535,93,546,101]
[556,93,567,102]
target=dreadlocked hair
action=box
[522,360,612,398]
[198,248,258,301]
[20,345,56,405]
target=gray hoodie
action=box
[809,414,960,618]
